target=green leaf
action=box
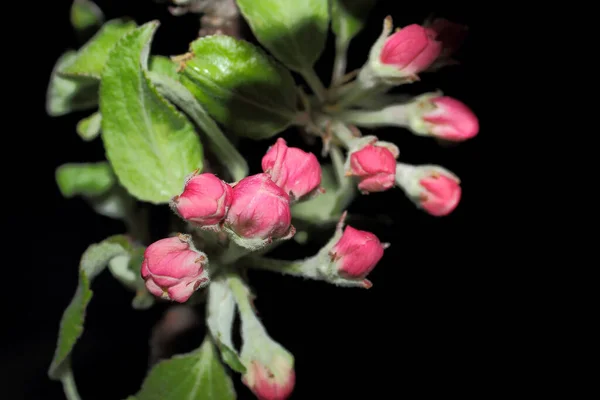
[206,279,246,374]
[61,19,138,79]
[49,235,133,379]
[46,52,98,117]
[179,35,297,140]
[76,111,102,141]
[149,56,179,80]
[56,162,115,198]
[330,0,377,46]
[136,337,236,400]
[70,0,104,33]
[100,22,204,204]
[236,0,329,72]
[108,247,155,310]
[149,72,248,181]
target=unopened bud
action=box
[171,172,233,230]
[261,138,322,201]
[224,173,295,249]
[366,17,442,82]
[395,163,461,216]
[406,93,479,141]
[141,235,210,303]
[347,139,398,193]
[329,225,386,288]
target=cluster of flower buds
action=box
[141,140,324,302]
[169,139,322,250]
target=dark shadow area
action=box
[4,0,494,399]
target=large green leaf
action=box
[46,51,98,117]
[179,35,297,140]
[136,336,236,400]
[49,235,133,379]
[149,72,248,181]
[61,19,138,79]
[330,0,377,47]
[55,162,115,198]
[70,0,104,33]
[100,22,204,204]
[236,0,329,72]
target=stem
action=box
[330,146,346,185]
[243,256,311,278]
[331,41,348,86]
[61,368,81,400]
[150,72,248,182]
[329,121,356,149]
[337,106,410,128]
[300,68,327,103]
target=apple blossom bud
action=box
[395,163,461,216]
[171,172,233,229]
[261,138,322,200]
[141,234,209,303]
[365,17,442,83]
[347,142,397,193]
[329,225,386,288]
[380,24,442,75]
[405,94,479,141]
[224,173,294,249]
[243,354,295,400]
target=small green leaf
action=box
[179,35,297,139]
[149,72,248,181]
[108,247,155,310]
[46,52,98,117]
[100,22,204,204]
[136,337,236,400]
[218,343,246,374]
[61,19,138,79]
[76,111,102,141]
[70,0,104,33]
[49,235,133,379]
[149,56,179,80]
[237,0,329,72]
[330,0,377,46]
[56,162,115,198]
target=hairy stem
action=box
[331,41,348,86]
[300,68,327,102]
[61,368,81,400]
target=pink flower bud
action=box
[330,226,385,286]
[225,173,294,244]
[261,138,322,200]
[419,172,461,216]
[380,24,442,76]
[422,96,479,141]
[349,144,397,193]
[425,18,468,59]
[171,173,233,228]
[242,356,295,400]
[141,235,209,303]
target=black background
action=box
[4,0,494,398]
